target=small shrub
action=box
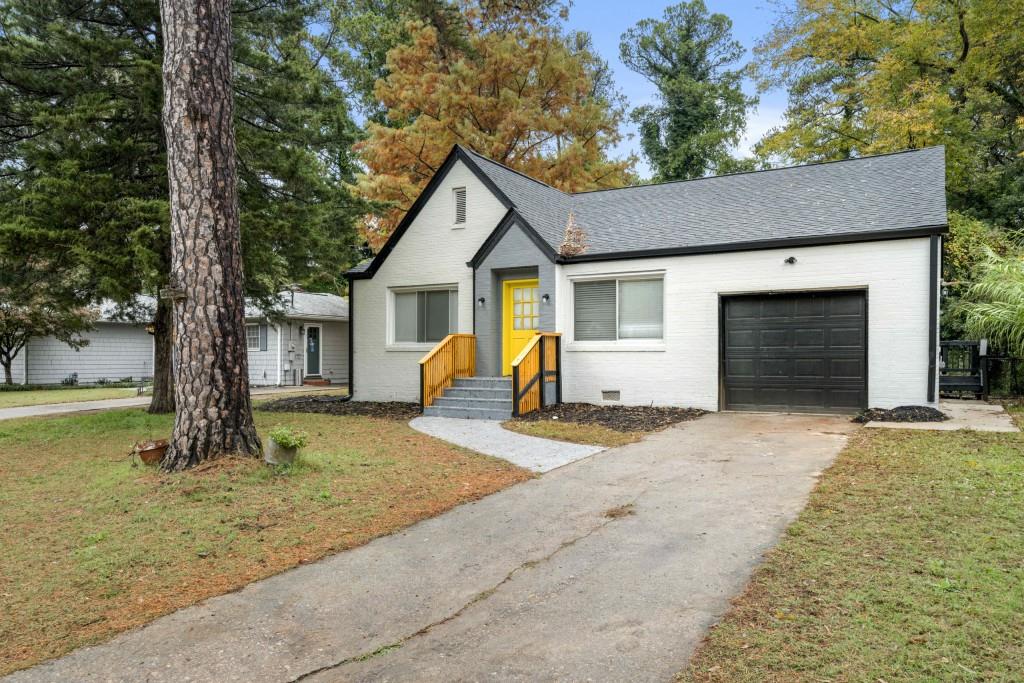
[268,426,308,450]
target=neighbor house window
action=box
[245,324,261,351]
[393,288,458,343]
[573,278,663,341]
[453,187,467,225]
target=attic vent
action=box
[453,187,466,225]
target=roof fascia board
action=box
[347,145,514,279]
[557,225,948,264]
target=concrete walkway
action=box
[865,399,1019,433]
[410,416,604,472]
[6,412,854,683]
[0,385,344,421]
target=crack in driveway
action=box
[290,497,644,682]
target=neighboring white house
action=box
[8,291,348,387]
[347,144,947,416]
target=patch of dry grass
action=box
[0,386,138,409]
[679,427,1024,682]
[0,408,530,676]
[501,419,641,447]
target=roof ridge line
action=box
[571,145,947,196]
[457,144,572,198]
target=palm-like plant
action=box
[960,249,1024,357]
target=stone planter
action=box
[264,439,298,465]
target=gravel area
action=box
[259,395,420,420]
[511,402,705,433]
[853,405,949,424]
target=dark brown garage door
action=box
[722,291,867,413]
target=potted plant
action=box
[265,426,308,465]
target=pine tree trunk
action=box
[147,296,175,414]
[159,0,261,470]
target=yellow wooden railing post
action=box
[418,334,476,409]
[510,332,561,417]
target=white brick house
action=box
[8,291,348,387]
[347,145,946,417]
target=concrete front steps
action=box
[423,377,513,420]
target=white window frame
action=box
[452,187,467,228]
[386,284,460,351]
[567,271,666,352]
[245,323,261,351]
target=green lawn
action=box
[0,386,138,409]
[681,424,1024,682]
[0,407,529,676]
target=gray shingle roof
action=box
[466,145,947,257]
[246,291,348,320]
[348,145,947,277]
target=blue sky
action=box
[563,0,791,177]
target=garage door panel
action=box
[759,328,790,348]
[830,327,864,348]
[794,358,826,378]
[723,291,867,413]
[794,329,825,348]
[726,329,756,349]
[830,358,864,380]
[724,358,756,379]
[829,294,865,317]
[794,297,826,318]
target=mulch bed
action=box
[852,405,949,424]
[511,402,705,433]
[258,395,420,420]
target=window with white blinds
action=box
[453,187,467,225]
[573,278,663,341]
[393,288,458,343]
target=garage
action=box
[722,291,867,413]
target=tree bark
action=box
[2,361,11,385]
[159,0,261,470]
[147,296,175,414]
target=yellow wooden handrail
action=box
[510,332,560,368]
[511,332,561,417]
[418,334,476,409]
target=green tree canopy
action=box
[620,0,756,181]
[755,0,1024,230]
[0,0,366,308]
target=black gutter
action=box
[343,274,355,402]
[556,225,948,265]
[927,234,940,402]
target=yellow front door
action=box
[502,278,540,376]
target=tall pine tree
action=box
[620,0,756,181]
[0,0,365,409]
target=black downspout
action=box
[343,275,354,403]
[927,235,940,403]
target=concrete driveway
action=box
[7,412,854,683]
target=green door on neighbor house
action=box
[305,326,321,376]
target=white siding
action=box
[246,322,278,387]
[557,238,935,411]
[247,319,348,386]
[352,159,507,401]
[25,323,154,385]
[318,320,349,384]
